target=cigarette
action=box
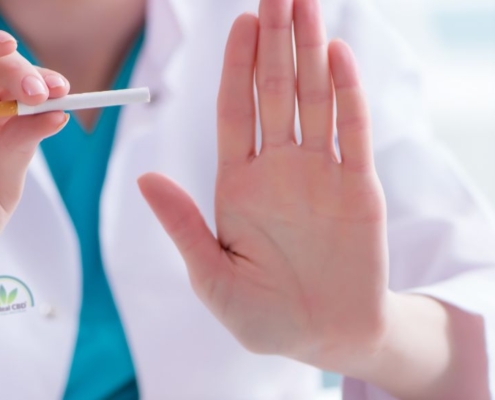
[0,87,151,117]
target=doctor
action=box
[0,0,494,399]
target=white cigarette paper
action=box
[17,87,151,116]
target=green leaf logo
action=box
[7,289,18,305]
[0,285,6,306]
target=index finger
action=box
[0,31,17,58]
[217,13,259,166]
[0,51,49,106]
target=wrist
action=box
[293,291,392,377]
[349,292,461,400]
[338,290,402,379]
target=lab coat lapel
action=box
[2,143,81,400]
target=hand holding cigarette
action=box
[0,87,151,117]
[0,33,150,233]
[0,32,70,234]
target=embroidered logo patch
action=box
[0,276,34,316]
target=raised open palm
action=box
[139,0,389,372]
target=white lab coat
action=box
[1,0,494,399]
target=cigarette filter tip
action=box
[0,101,18,118]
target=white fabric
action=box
[1,0,494,399]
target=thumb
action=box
[138,172,225,289]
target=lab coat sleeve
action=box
[322,1,495,399]
[342,136,495,400]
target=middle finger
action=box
[256,0,296,148]
[294,0,335,154]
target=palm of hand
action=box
[140,0,389,370]
[214,142,387,359]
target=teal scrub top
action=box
[0,16,143,400]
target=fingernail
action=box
[22,75,48,97]
[0,31,16,44]
[44,74,66,89]
[55,113,71,132]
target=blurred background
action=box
[322,0,495,397]
[375,0,495,204]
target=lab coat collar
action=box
[144,0,236,72]
[144,0,183,71]
[26,0,183,212]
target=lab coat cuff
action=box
[406,268,495,399]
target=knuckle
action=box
[218,105,255,124]
[260,20,292,30]
[258,75,295,96]
[298,88,332,105]
[0,54,38,90]
[337,115,369,135]
[343,160,373,175]
[1,56,25,76]
[168,212,195,241]
[167,212,205,255]
[296,40,326,50]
